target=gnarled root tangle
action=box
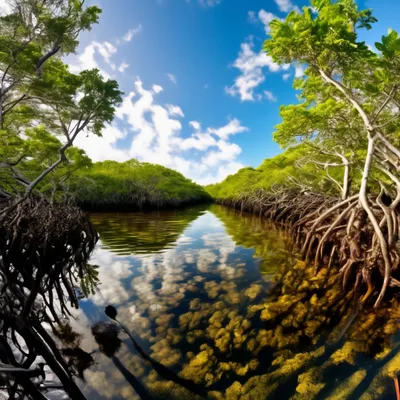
[217,188,400,308]
[0,196,98,399]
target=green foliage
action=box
[206,145,347,200]
[205,0,400,206]
[0,0,124,198]
[70,159,211,210]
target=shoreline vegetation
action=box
[72,159,212,211]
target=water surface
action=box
[72,205,400,400]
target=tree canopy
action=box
[0,0,122,200]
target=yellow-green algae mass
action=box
[150,256,400,399]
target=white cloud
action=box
[295,64,305,78]
[167,73,177,84]
[180,132,216,151]
[226,38,289,101]
[259,10,281,33]
[69,43,110,80]
[208,118,248,140]
[264,90,277,102]
[74,124,129,162]
[248,9,281,33]
[69,41,120,79]
[152,84,164,94]
[283,73,291,81]
[118,62,129,72]
[94,41,116,65]
[122,24,142,42]
[202,140,242,167]
[69,35,138,79]
[274,0,300,13]
[167,104,185,117]
[77,79,247,184]
[189,121,201,131]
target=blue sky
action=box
[64,0,400,184]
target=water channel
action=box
[70,205,400,399]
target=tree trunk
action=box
[342,163,350,200]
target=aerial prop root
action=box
[217,188,400,306]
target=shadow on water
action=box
[76,204,400,399]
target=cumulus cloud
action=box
[69,22,142,78]
[225,38,288,101]
[76,79,247,185]
[283,73,291,81]
[201,141,242,167]
[74,124,129,162]
[94,41,117,65]
[208,118,248,140]
[118,62,129,72]
[167,104,185,117]
[69,43,107,78]
[274,0,300,13]
[152,84,164,94]
[248,9,281,33]
[69,41,121,79]
[190,121,201,131]
[259,10,281,33]
[295,64,306,78]
[167,73,177,84]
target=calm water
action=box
[70,205,400,400]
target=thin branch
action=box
[372,84,398,123]
[374,113,400,129]
[0,155,27,169]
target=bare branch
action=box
[372,84,398,123]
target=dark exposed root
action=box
[0,195,98,399]
[217,188,400,308]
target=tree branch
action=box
[372,84,398,123]
[318,68,373,130]
[0,155,27,169]
[36,44,61,78]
